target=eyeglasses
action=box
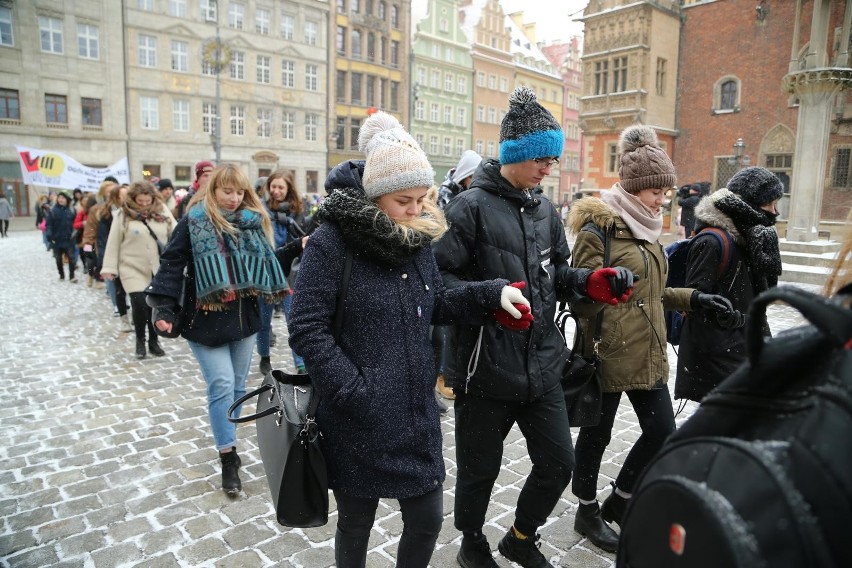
[531,157,559,168]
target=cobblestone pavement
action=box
[0,228,813,568]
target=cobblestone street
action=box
[0,226,811,567]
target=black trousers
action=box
[333,486,443,568]
[572,388,675,501]
[1,219,8,236]
[454,385,574,537]
[53,246,75,278]
[129,291,155,342]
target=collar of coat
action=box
[693,189,746,245]
[469,159,543,208]
[566,195,620,237]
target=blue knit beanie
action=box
[499,87,563,165]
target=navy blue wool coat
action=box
[288,222,505,499]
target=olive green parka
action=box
[567,195,694,393]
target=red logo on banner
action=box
[669,523,686,556]
[20,151,40,173]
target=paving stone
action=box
[140,526,185,556]
[89,541,145,566]
[0,529,38,557]
[56,529,108,558]
[5,545,60,567]
[37,515,87,544]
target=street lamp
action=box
[202,0,229,163]
[727,137,751,170]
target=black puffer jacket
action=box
[432,159,591,401]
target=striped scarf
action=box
[187,204,289,310]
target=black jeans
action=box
[572,388,675,501]
[129,291,155,342]
[53,246,75,278]
[454,386,574,537]
[334,486,443,568]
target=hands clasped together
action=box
[493,282,534,331]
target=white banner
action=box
[15,145,130,192]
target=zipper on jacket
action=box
[728,261,742,293]
[637,243,650,278]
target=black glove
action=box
[276,211,289,224]
[151,305,176,325]
[716,310,746,329]
[608,266,640,299]
[691,291,734,313]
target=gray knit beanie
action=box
[618,125,677,193]
[726,167,783,209]
[499,87,564,165]
[357,111,435,199]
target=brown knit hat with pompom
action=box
[618,125,676,193]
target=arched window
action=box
[378,1,386,20]
[720,80,737,110]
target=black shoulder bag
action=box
[558,226,610,428]
[140,218,167,256]
[227,247,354,528]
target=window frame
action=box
[81,97,102,127]
[77,23,99,59]
[39,16,64,54]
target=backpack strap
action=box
[695,227,734,280]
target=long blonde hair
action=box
[197,164,274,244]
[824,209,852,297]
[372,186,448,243]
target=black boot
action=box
[259,356,272,375]
[135,338,146,359]
[148,338,165,357]
[601,484,630,528]
[220,448,242,496]
[574,501,619,553]
[497,528,553,568]
[457,533,498,568]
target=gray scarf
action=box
[600,183,663,243]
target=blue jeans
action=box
[256,297,274,357]
[189,335,256,451]
[282,293,305,370]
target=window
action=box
[415,133,424,149]
[476,105,484,122]
[500,77,508,92]
[443,137,451,156]
[366,75,375,106]
[230,105,245,135]
[175,165,190,181]
[444,105,452,124]
[81,97,102,127]
[168,0,187,17]
[138,34,157,67]
[0,7,12,46]
[229,50,244,80]
[430,103,439,122]
[171,40,188,72]
[336,26,346,55]
[594,61,608,95]
[391,4,399,28]
[350,118,360,150]
[305,21,317,46]
[202,102,218,134]
[390,81,398,111]
[306,64,318,91]
[606,142,618,175]
[445,73,453,91]
[39,16,63,54]
[45,94,67,123]
[380,37,386,64]
[488,75,496,90]
[365,0,373,16]
[656,58,666,96]
[379,78,386,107]
[138,0,154,10]
[487,107,496,124]
[228,3,245,29]
[430,70,440,89]
[457,76,467,94]
[612,56,627,92]
[201,0,217,21]
[351,0,360,13]
[475,139,483,154]
[378,1,386,20]
[257,55,270,83]
[172,100,189,131]
[456,107,466,127]
[306,171,318,193]
[281,14,294,40]
[336,70,346,102]
[351,72,362,104]
[351,29,361,59]
[282,60,295,87]
[305,114,318,141]
[335,117,345,150]
[257,108,272,137]
[140,96,159,130]
[337,0,346,12]
[429,136,438,155]
[256,8,270,34]
[456,139,464,157]
[477,72,485,87]
[77,24,98,59]
[445,46,454,62]
[367,33,375,62]
[487,141,495,157]
[282,110,295,140]
[415,100,425,120]
[390,40,399,67]
[0,89,19,120]
[720,79,738,110]
[832,148,852,188]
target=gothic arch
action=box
[759,124,796,157]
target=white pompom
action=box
[357,111,403,153]
[619,125,660,154]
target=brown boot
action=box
[435,375,456,400]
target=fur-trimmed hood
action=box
[694,189,745,245]
[567,196,618,236]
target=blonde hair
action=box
[371,185,448,243]
[824,209,852,297]
[198,164,274,244]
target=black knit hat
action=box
[157,178,174,191]
[727,167,783,209]
[499,87,563,164]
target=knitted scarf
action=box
[187,204,289,310]
[600,183,664,243]
[706,188,782,290]
[122,198,168,224]
[317,186,429,268]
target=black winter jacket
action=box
[146,216,261,347]
[432,159,591,401]
[46,204,76,250]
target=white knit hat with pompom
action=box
[357,111,435,199]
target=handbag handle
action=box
[746,286,852,363]
[227,382,279,423]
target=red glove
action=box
[586,266,637,305]
[493,303,534,331]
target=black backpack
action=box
[617,285,852,568]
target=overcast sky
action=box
[499,0,587,44]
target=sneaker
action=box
[220,448,242,496]
[119,315,133,333]
[498,529,553,568]
[457,534,498,568]
[69,277,78,283]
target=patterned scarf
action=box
[187,204,289,310]
[122,198,168,223]
[600,183,664,243]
